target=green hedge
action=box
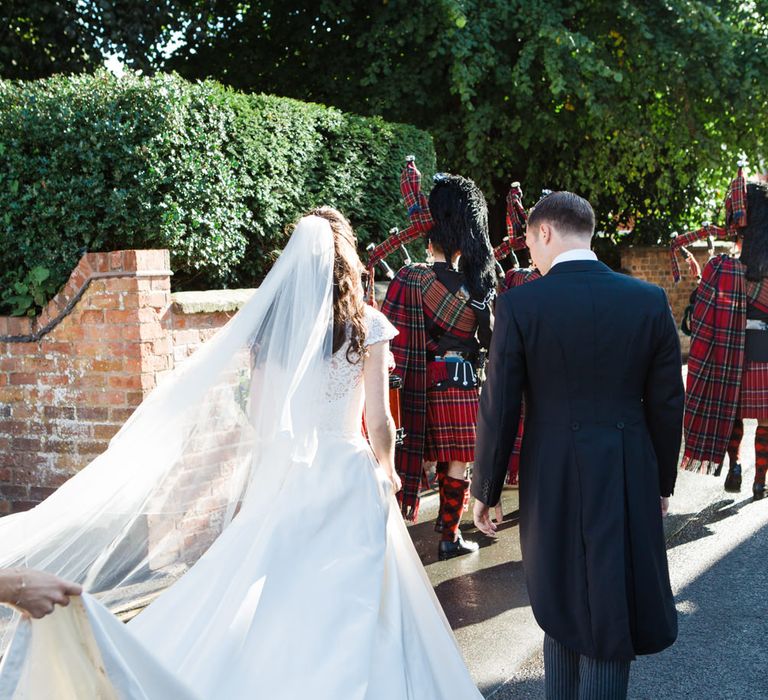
[0,70,435,313]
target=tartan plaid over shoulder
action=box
[683,255,746,474]
[380,264,479,520]
[499,269,541,483]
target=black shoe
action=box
[438,533,479,561]
[753,482,766,501]
[724,463,742,493]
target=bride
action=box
[0,208,483,699]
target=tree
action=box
[0,0,191,79]
[0,1,98,78]
[163,0,768,244]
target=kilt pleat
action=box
[739,361,768,419]
[424,386,479,462]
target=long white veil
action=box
[0,216,335,649]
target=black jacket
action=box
[472,260,684,661]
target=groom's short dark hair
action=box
[527,191,595,238]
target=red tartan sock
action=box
[755,426,768,487]
[727,421,744,468]
[435,462,447,520]
[436,462,447,488]
[440,475,469,542]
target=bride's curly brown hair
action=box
[307,206,367,361]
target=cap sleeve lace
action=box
[364,305,398,347]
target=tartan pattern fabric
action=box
[380,265,480,520]
[493,237,528,261]
[727,419,743,466]
[726,166,748,232]
[424,384,480,463]
[366,226,423,270]
[747,276,768,311]
[499,269,540,482]
[422,279,477,350]
[435,462,447,522]
[365,160,434,301]
[682,255,746,473]
[670,168,747,282]
[503,267,542,292]
[506,182,527,241]
[493,182,529,262]
[669,224,728,283]
[738,362,768,420]
[439,475,470,542]
[401,160,434,232]
[381,267,429,519]
[755,426,768,487]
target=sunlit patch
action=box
[675,599,699,615]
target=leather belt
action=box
[432,351,473,361]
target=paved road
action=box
[413,422,765,699]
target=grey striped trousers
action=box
[543,634,631,700]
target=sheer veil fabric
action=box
[0,216,335,606]
[0,216,483,699]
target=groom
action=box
[472,192,683,699]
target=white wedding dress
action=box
[0,218,482,699]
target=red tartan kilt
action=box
[739,361,768,420]
[424,386,479,462]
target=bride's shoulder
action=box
[363,305,398,347]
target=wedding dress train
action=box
[0,217,482,699]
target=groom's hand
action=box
[473,499,498,538]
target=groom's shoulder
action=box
[496,272,547,315]
[597,270,671,320]
[606,269,666,302]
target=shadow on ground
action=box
[631,516,768,697]
[666,496,756,550]
[434,558,529,630]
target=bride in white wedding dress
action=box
[0,209,483,699]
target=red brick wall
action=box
[619,244,729,356]
[1,244,711,516]
[170,311,235,364]
[0,251,249,515]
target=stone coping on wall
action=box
[170,289,257,315]
[170,282,392,314]
[626,240,734,253]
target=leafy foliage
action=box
[163,0,768,244]
[0,266,58,316]
[0,0,193,79]
[0,70,435,311]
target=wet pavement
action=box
[411,484,538,696]
[411,423,754,699]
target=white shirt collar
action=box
[551,248,598,269]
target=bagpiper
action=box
[671,165,768,500]
[370,161,496,559]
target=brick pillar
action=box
[0,250,172,514]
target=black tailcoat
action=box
[472,260,684,661]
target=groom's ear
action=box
[538,222,553,245]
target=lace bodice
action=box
[320,306,398,435]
